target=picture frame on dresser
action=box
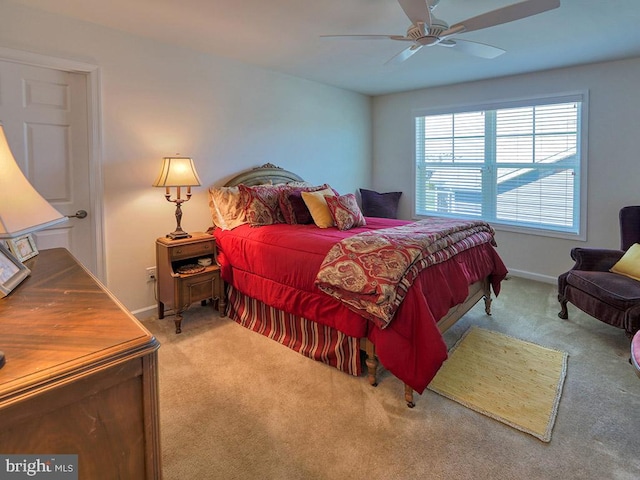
[0,242,31,298]
[6,233,38,262]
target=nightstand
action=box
[156,232,225,333]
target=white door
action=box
[0,60,97,274]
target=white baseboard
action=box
[131,304,157,319]
[506,268,557,285]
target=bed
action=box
[209,164,508,406]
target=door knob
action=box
[68,210,88,219]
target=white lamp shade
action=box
[0,125,68,239]
[152,156,201,187]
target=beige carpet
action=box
[428,326,568,442]
[141,276,640,479]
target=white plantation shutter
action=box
[415,95,585,236]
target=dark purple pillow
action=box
[278,183,332,224]
[288,192,313,224]
[359,188,402,219]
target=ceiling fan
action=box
[321,0,560,65]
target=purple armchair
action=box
[558,206,640,338]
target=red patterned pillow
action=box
[278,183,333,224]
[239,184,285,226]
[325,193,366,231]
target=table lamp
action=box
[153,155,201,240]
[0,123,69,369]
[0,125,68,239]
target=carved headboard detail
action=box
[224,164,304,187]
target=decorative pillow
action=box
[286,191,313,224]
[610,243,640,281]
[208,186,247,230]
[278,183,332,224]
[326,193,367,231]
[239,184,285,226]
[359,188,402,219]
[301,188,336,228]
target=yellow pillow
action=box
[301,188,336,228]
[610,243,640,281]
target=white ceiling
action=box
[11,0,640,95]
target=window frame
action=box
[412,91,589,240]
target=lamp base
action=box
[166,202,191,240]
[166,230,191,240]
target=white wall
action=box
[0,1,372,313]
[4,1,638,311]
[372,57,640,283]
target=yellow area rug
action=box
[428,327,568,442]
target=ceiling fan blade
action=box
[385,44,423,66]
[320,34,411,41]
[441,39,506,59]
[398,0,432,26]
[448,0,560,35]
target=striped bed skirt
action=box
[227,285,362,376]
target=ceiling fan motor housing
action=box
[407,17,448,45]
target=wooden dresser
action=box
[0,248,162,479]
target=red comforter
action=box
[214,217,507,393]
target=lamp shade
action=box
[152,156,201,187]
[0,125,68,239]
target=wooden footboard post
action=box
[364,339,378,387]
[483,278,492,315]
[404,384,415,408]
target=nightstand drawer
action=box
[170,240,214,260]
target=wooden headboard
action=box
[224,163,304,187]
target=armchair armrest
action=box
[570,247,624,272]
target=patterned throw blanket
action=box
[315,218,496,329]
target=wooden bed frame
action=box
[219,163,493,407]
[364,279,491,407]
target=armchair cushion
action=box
[610,243,640,281]
[566,271,640,311]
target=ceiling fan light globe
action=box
[417,36,439,47]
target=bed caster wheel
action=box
[407,401,415,408]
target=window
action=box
[414,94,587,237]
